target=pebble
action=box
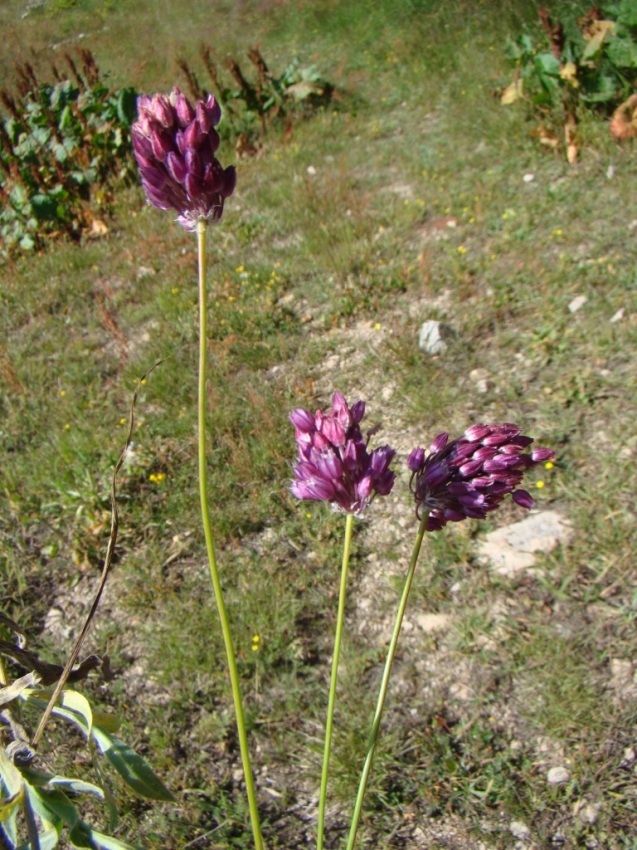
[547,766,570,785]
[510,820,531,840]
[610,307,625,323]
[568,295,588,313]
[418,320,456,355]
[478,511,573,576]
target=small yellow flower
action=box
[457,246,467,255]
[64,423,70,431]
[251,634,260,652]
[305,512,312,519]
[374,322,381,330]
[536,480,545,489]
[140,378,147,385]
[59,389,66,397]
[119,417,127,425]
[552,228,563,237]
[468,216,475,224]
[544,461,554,470]
[149,472,166,484]
[171,287,179,295]
[235,265,245,273]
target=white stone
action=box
[579,801,601,824]
[510,820,531,840]
[418,320,456,355]
[479,511,573,576]
[568,295,588,313]
[523,173,535,183]
[306,165,317,175]
[610,308,625,323]
[547,766,570,785]
[412,612,451,633]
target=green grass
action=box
[2,0,637,847]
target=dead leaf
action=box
[89,219,109,238]
[501,78,523,105]
[610,93,637,142]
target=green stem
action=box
[317,512,355,850]
[345,513,428,850]
[196,219,263,850]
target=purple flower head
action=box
[408,423,555,532]
[132,87,236,231]
[290,391,396,516]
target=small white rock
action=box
[307,165,317,175]
[606,165,615,179]
[418,320,456,355]
[547,766,570,785]
[610,307,625,323]
[579,801,601,824]
[523,173,535,183]
[510,820,531,840]
[621,746,636,767]
[136,265,156,280]
[568,295,588,313]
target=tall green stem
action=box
[345,513,428,850]
[196,219,263,850]
[317,512,355,850]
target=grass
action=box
[2,0,637,847]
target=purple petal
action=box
[512,489,535,509]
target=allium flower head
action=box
[132,87,236,231]
[408,423,555,531]
[290,391,396,516]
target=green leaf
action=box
[607,35,637,67]
[29,195,60,222]
[91,726,175,802]
[70,823,137,850]
[534,53,561,76]
[0,786,23,823]
[581,73,620,101]
[618,0,637,26]
[19,769,105,801]
[27,786,79,828]
[0,746,25,799]
[24,689,93,737]
[58,690,93,736]
[115,87,138,126]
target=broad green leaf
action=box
[30,195,60,222]
[534,52,561,77]
[607,35,637,67]
[618,0,637,26]
[24,689,92,737]
[19,769,104,801]
[26,786,79,828]
[581,73,620,101]
[0,746,23,798]
[91,727,175,802]
[115,87,138,126]
[58,690,93,736]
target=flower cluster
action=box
[289,392,396,516]
[408,423,555,531]
[132,87,236,231]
